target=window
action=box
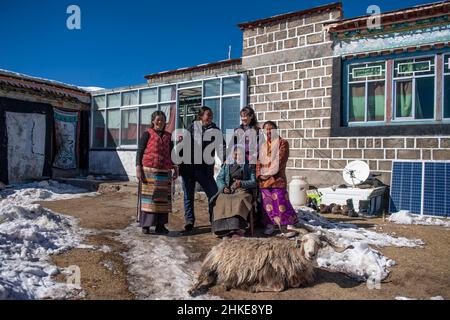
[203,98,220,123]
[223,77,240,95]
[393,56,435,120]
[139,106,157,139]
[93,95,106,110]
[122,91,138,106]
[92,75,245,149]
[92,111,105,148]
[204,79,220,97]
[347,62,386,123]
[140,88,157,104]
[444,54,450,119]
[107,93,121,108]
[106,109,120,148]
[159,86,176,102]
[160,103,176,133]
[121,109,137,145]
[222,96,241,133]
[178,81,202,89]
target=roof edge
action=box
[326,0,450,32]
[144,58,242,80]
[237,2,342,30]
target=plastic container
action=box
[289,176,309,207]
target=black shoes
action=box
[184,223,194,232]
[142,225,169,235]
[155,224,170,235]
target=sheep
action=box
[189,232,351,296]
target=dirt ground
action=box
[37,183,450,300]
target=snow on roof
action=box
[0,69,92,103]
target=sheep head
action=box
[296,232,354,261]
[296,233,322,261]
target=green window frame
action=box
[347,61,386,123]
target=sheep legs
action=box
[251,282,286,293]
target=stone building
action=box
[89,1,450,187]
[239,1,450,186]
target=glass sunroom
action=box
[91,73,247,150]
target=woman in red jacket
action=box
[136,111,178,235]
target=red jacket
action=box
[142,128,173,170]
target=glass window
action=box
[107,93,121,108]
[203,98,220,124]
[444,54,450,119]
[121,109,137,145]
[122,91,138,106]
[92,111,105,148]
[394,56,435,120]
[395,81,413,118]
[140,88,157,104]
[347,61,386,123]
[160,103,176,133]
[106,109,120,148]
[93,96,106,110]
[140,106,157,140]
[178,81,202,89]
[415,77,434,119]
[222,97,241,132]
[349,83,365,122]
[222,77,240,95]
[159,86,176,102]
[204,79,220,97]
[367,81,385,121]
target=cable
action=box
[254,84,348,173]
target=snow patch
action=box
[116,225,220,300]
[296,208,424,282]
[388,211,450,228]
[0,181,92,299]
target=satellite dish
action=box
[343,161,371,186]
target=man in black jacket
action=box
[177,106,225,232]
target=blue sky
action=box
[0,0,433,89]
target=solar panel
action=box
[423,162,450,217]
[390,161,423,214]
[390,161,450,217]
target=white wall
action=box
[89,150,137,180]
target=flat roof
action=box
[237,2,342,30]
[144,58,242,80]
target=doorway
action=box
[178,87,202,129]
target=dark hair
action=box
[240,106,258,127]
[263,121,278,129]
[198,106,213,120]
[150,110,167,129]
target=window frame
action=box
[346,60,387,125]
[443,54,450,120]
[90,74,246,150]
[392,55,436,122]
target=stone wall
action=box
[241,8,450,187]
